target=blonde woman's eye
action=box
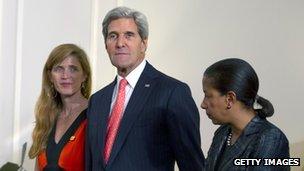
[69,66,78,73]
[52,66,63,73]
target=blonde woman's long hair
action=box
[28,44,92,158]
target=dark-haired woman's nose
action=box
[201,101,207,109]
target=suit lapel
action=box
[96,79,116,167]
[219,117,261,170]
[219,135,255,170]
[107,63,158,166]
[208,128,228,170]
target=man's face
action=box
[105,18,147,76]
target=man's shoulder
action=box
[90,81,115,100]
[151,66,189,89]
[159,72,185,85]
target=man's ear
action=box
[141,38,148,52]
[226,91,237,109]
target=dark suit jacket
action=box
[85,62,205,171]
[206,115,290,171]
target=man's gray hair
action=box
[102,6,149,41]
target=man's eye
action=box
[108,34,117,40]
[125,32,134,38]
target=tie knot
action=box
[119,78,128,89]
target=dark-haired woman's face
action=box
[201,77,228,125]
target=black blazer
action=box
[85,62,205,171]
[206,115,290,171]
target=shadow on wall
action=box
[290,140,304,171]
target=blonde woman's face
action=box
[50,55,86,98]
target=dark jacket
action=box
[85,62,205,171]
[206,115,289,171]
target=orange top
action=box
[37,118,87,171]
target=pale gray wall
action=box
[0,0,17,166]
[0,0,303,170]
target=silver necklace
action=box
[226,132,233,146]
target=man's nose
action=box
[116,36,126,48]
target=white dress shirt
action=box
[109,60,146,115]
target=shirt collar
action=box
[117,60,146,88]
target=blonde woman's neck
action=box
[60,90,88,117]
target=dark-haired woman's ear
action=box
[226,91,236,109]
[227,103,231,109]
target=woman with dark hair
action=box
[201,58,289,170]
[29,44,92,171]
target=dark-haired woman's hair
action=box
[204,58,274,118]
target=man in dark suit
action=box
[85,6,205,171]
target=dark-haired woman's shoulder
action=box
[254,116,290,158]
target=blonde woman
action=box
[29,44,92,171]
